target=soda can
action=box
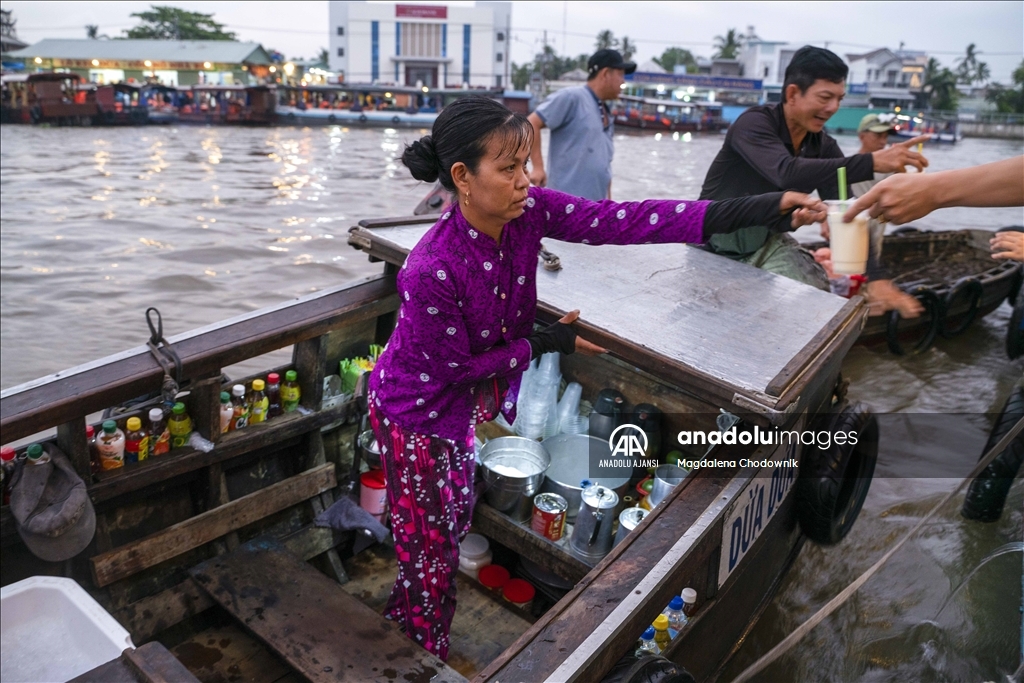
[531,492,567,542]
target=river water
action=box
[1,124,1023,680]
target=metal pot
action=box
[479,437,550,522]
[357,429,381,469]
[613,507,650,547]
[569,484,619,565]
[648,464,689,507]
[539,434,631,523]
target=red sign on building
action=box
[395,4,447,19]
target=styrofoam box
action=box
[1,576,134,682]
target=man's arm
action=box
[527,111,547,187]
[844,156,1024,224]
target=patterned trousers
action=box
[368,403,479,660]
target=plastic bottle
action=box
[681,587,698,619]
[219,391,233,434]
[664,595,686,636]
[230,384,249,430]
[249,379,268,425]
[125,417,149,464]
[149,408,170,456]
[27,443,50,465]
[96,420,126,470]
[1,446,16,504]
[168,402,193,449]
[652,614,672,652]
[85,424,100,475]
[281,370,301,412]
[635,626,659,657]
[266,373,283,418]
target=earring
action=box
[464,193,470,207]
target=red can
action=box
[531,492,567,542]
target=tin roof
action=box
[8,39,271,65]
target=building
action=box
[7,39,273,86]
[736,39,803,102]
[845,48,926,108]
[692,57,743,78]
[1,9,29,55]
[328,1,512,88]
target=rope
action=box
[729,415,1024,683]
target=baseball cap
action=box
[10,444,96,562]
[588,49,637,78]
[858,113,895,134]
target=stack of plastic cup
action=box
[514,353,561,440]
[556,382,583,433]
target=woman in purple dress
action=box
[367,96,826,659]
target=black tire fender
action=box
[795,403,878,546]
[886,285,942,355]
[599,654,696,683]
[1008,298,1024,360]
[328,113,336,123]
[940,277,982,338]
[29,105,42,123]
[392,115,401,124]
[1007,264,1022,306]
[358,113,368,123]
[962,386,1024,522]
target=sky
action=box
[4,1,1022,83]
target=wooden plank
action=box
[292,335,326,412]
[88,401,350,505]
[91,463,336,587]
[57,416,92,481]
[169,624,291,683]
[1,277,398,443]
[67,654,140,683]
[116,523,349,643]
[471,504,590,584]
[189,375,223,444]
[189,539,467,683]
[125,642,202,683]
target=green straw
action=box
[837,166,848,202]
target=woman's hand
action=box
[558,310,608,356]
[991,231,1024,261]
[781,192,828,228]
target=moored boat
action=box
[1,213,877,682]
[176,84,275,125]
[0,72,98,125]
[612,95,727,133]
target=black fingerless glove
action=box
[526,321,577,359]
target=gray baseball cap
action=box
[10,445,96,562]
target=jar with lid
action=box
[478,564,510,594]
[458,533,492,580]
[681,587,698,618]
[502,578,536,610]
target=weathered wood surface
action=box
[170,624,293,683]
[1,276,398,443]
[471,503,590,584]
[68,643,200,683]
[347,224,860,420]
[190,539,468,683]
[91,463,336,587]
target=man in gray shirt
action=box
[528,49,635,200]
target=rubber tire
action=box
[358,113,368,123]
[795,403,879,546]
[961,387,1024,522]
[29,105,42,123]
[886,286,942,355]
[600,654,696,683]
[392,115,401,124]
[328,114,336,123]
[1008,298,1024,360]
[997,228,1024,305]
[940,277,982,338]
[891,226,926,236]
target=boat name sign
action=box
[718,443,799,588]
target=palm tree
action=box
[595,30,617,52]
[713,28,741,59]
[925,67,959,111]
[620,36,636,61]
[973,61,990,85]
[956,43,979,85]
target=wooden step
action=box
[189,538,467,683]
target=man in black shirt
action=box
[700,46,928,292]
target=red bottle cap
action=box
[267,372,280,384]
[0,446,15,463]
[502,578,535,604]
[360,470,386,490]
[86,425,95,439]
[478,564,510,590]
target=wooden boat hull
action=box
[613,114,728,133]
[276,105,438,128]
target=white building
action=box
[328,1,512,88]
[845,48,926,108]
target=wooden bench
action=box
[189,538,468,683]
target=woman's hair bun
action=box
[402,136,441,183]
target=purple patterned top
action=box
[369,186,709,440]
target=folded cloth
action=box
[314,495,389,543]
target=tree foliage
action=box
[713,28,742,59]
[653,47,697,74]
[985,59,1024,114]
[619,36,636,61]
[922,58,959,111]
[122,6,236,40]
[955,43,989,85]
[595,30,616,51]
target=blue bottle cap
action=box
[669,596,683,610]
[642,626,655,640]
[580,479,592,489]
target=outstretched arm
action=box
[527,112,547,187]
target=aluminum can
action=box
[531,492,568,541]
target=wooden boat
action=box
[139,84,180,125]
[176,84,275,125]
[92,84,150,126]
[612,95,727,133]
[1,214,875,682]
[810,227,1021,354]
[0,72,98,125]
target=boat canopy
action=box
[620,95,723,109]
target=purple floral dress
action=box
[367,186,709,659]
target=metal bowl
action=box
[539,434,631,522]
[478,437,550,522]
[357,429,381,469]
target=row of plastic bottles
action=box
[219,371,302,434]
[635,588,699,656]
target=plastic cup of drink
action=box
[825,200,869,275]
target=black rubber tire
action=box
[358,113,368,123]
[886,285,942,355]
[997,228,1024,305]
[29,105,42,123]
[795,403,878,546]
[392,115,401,124]
[328,114,336,123]
[1008,298,1024,360]
[600,654,696,683]
[962,387,1024,522]
[940,277,982,338]
[891,226,927,236]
